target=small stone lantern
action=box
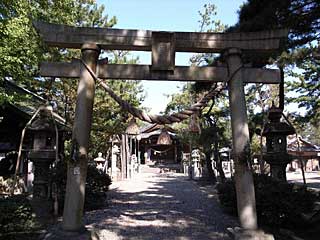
[94,152,105,171]
[262,105,295,181]
[28,106,56,200]
[110,135,121,179]
[191,149,202,180]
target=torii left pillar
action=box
[63,43,100,231]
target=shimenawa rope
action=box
[81,59,242,125]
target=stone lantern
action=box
[191,149,202,180]
[262,105,295,181]
[27,106,57,204]
[94,152,105,171]
[110,136,121,179]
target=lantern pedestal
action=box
[263,152,292,182]
[29,150,55,219]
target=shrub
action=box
[216,180,237,215]
[216,174,319,230]
[0,194,40,234]
[52,160,112,212]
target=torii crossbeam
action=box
[33,21,288,235]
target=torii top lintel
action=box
[33,21,288,53]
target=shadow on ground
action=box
[84,171,238,240]
[288,176,320,189]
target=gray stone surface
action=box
[62,43,100,231]
[225,48,257,230]
[84,165,239,240]
[33,21,287,53]
[227,227,274,240]
[40,61,281,83]
[41,227,99,240]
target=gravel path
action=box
[84,165,238,240]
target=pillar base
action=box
[227,227,274,240]
[30,199,54,225]
[41,226,99,240]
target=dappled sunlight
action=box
[241,205,257,230]
[84,166,238,239]
[139,193,174,198]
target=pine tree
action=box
[235,0,320,141]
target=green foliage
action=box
[190,3,226,66]
[197,3,226,33]
[165,83,193,115]
[238,0,319,47]
[0,1,40,85]
[165,3,230,149]
[164,4,232,183]
[164,83,194,145]
[216,180,237,215]
[217,175,319,229]
[235,0,320,143]
[52,160,112,211]
[90,51,144,156]
[200,105,231,147]
[285,46,320,125]
[293,122,320,145]
[0,194,40,234]
[85,163,112,210]
[0,0,145,156]
[0,0,117,94]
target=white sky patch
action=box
[133,52,192,114]
[141,81,185,114]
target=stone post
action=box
[224,48,258,230]
[121,134,127,179]
[111,145,119,179]
[62,43,100,231]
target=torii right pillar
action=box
[224,48,259,235]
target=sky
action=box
[97,0,247,113]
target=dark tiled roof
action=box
[3,79,45,117]
[2,79,69,128]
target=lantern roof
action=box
[262,106,295,136]
[27,105,69,132]
[262,122,295,136]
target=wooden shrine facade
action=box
[139,124,182,164]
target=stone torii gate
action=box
[34,21,287,236]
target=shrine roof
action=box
[1,79,69,128]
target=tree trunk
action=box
[213,141,225,182]
[204,150,216,183]
[212,122,226,182]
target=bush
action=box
[217,174,319,230]
[0,194,40,234]
[84,163,112,210]
[216,180,237,215]
[52,161,112,212]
